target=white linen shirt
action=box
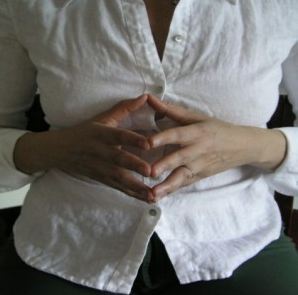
[0,0,298,294]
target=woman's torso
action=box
[10,0,298,293]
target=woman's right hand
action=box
[13,95,153,202]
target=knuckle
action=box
[164,188,174,196]
[102,173,116,185]
[112,149,124,165]
[118,131,127,144]
[113,169,125,180]
[182,166,193,180]
[175,151,187,165]
[131,162,143,174]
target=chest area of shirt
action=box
[17,0,295,128]
[24,0,288,78]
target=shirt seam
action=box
[175,0,192,80]
[120,0,147,94]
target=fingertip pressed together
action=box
[131,94,148,108]
[138,139,149,150]
[147,191,156,203]
[150,164,162,178]
[148,135,160,149]
[137,94,148,102]
[152,185,165,200]
[142,164,151,177]
[147,94,167,113]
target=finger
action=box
[151,166,193,200]
[94,145,151,177]
[108,180,154,203]
[185,153,230,179]
[148,124,201,148]
[92,124,150,150]
[152,152,236,200]
[147,94,207,125]
[102,165,152,201]
[94,94,148,127]
[79,160,152,201]
[151,144,200,177]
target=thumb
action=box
[147,94,207,125]
[94,94,148,127]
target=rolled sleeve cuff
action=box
[264,127,298,196]
[0,128,44,192]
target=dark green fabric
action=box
[1,231,298,295]
[133,232,178,294]
[139,231,298,295]
[162,232,298,295]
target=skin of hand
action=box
[13,94,287,204]
[146,94,287,201]
[13,94,155,202]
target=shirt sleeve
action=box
[0,0,41,193]
[264,42,298,196]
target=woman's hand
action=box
[147,95,287,201]
[14,95,154,202]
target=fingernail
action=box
[142,167,150,177]
[148,197,156,204]
[151,167,162,178]
[137,94,147,99]
[147,191,155,203]
[138,140,149,150]
[151,139,160,148]
[144,141,150,150]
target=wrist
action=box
[249,128,287,171]
[13,131,59,174]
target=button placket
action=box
[161,0,191,82]
[149,208,157,216]
[147,206,161,220]
[173,34,184,43]
[154,85,165,94]
[121,0,166,93]
[106,202,161,293]
[145,80,167,97]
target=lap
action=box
[162,232,298,295]
[1,232,298,295]
[0,236,116,295]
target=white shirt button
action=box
[149,208,157,216]
[156,85,164,93]
[148,85,164,95]
[173,34,184,43]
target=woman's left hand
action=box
[147,95,287,201]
